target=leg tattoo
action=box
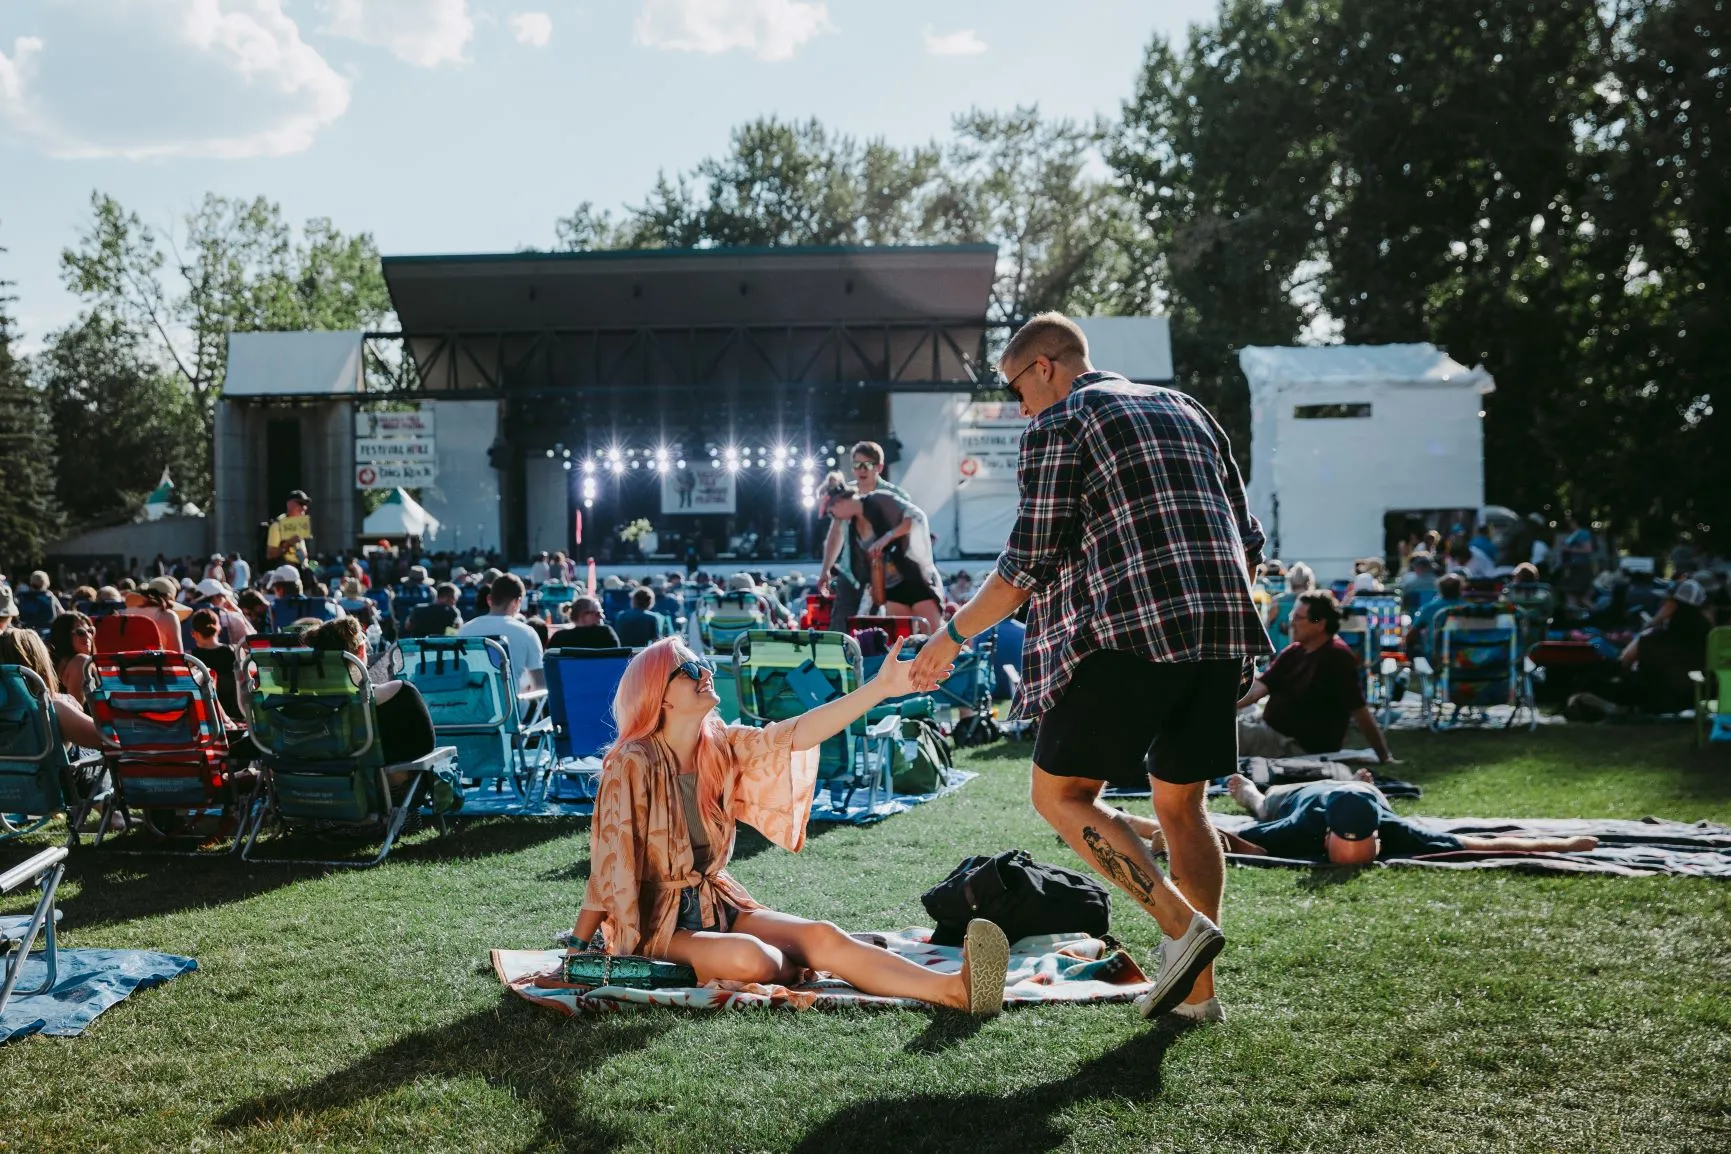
[1081,825,1160,908]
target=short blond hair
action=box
[1001,312,1089,369]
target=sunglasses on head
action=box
[667,656,716,684]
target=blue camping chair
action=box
[268,596,341,632]
[732,630,887,813]
[1,845,68,1015]
[239,647,458,867]
[1340,597,1402,724]
[13,589,59,638]
[0,666,107,844]
[1412,603,1536,731]
[457,584,482,621]
[390,582,433,631]
[393,636,551,802]
[543,647,635,803]
[539,581,577,626]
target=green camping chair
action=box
[239,647,457,867]
[0,665,106,845]
[731,629,887,812]
[1690,626,1731,748]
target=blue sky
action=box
[0,0,1217,347]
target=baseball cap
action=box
[727,572,757,592]
[270,565,301,585]
[196,577,233,600]
[0,585,15,618]
[287,489,310,504]
[1352,571,1380,592]
[1322,789,1381,841]
[1670,579,1707,608]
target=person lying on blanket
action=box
[570,637,1013,1014]
[1120,775,1598,865]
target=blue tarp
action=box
[2,948,196,1043]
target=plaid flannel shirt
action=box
[996,373,1271,720]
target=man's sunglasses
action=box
[668,656,716,684]
[996,356,1044,403]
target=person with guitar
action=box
[817,473,944,634]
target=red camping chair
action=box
[846,615,925,641]
[94,612,179,655]
[83,650,250,852]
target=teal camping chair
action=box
[394,636,551,804]
[0,665,106,845]
[1690,627,1731,748]
[1411,603,1536,731]
[1,845,68,1015]
[701,591,765,654]
[731,629,887,813]
[239,647,457,867]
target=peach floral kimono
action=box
[580,720,821,959]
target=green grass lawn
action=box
[3,726,1729,1153]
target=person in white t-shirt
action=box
[457,572,545,691]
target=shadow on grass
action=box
[62,816,577,931]
[796,1017,1196,1153]
[217,1004,669,1153]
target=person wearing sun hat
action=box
[0,583,16,632]
[133,575,189,651]
[195,577,253,643]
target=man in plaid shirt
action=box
[914,312,1270,1024]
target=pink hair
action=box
[607,638,731,825]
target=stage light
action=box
[801,456,815,470]
[583,498,593,509]
[727,461,740,473]
[582,461,595,475]
[724,447,738,462]
[740,459,752,469]
[826,456,837,467]
[544,449,554,459]
[711,460,721,469]
[562,449,571,459]
[771,460,785,472]
[655,461,668,473]
[610,461,624,475]
[629,460,640,469]
[757,446,767,455]
[836,443,846,453]
[800,495,815,509]
[675,459,686,469]
[655,448,668,462]
[562,460,572,471]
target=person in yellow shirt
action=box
[266,490,313,567]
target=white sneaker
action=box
[1136,912,1225,1020]
[1166,996,1225,1024]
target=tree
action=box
[0,236,62,571]
[36,313,205,530]
[58,191,394,506]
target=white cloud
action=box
[923,26,986,57]
[318,0,473,68]
[508,11,553,48]
[0,2,350,160]
[634,0,832,62]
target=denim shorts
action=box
[675,887,738,934]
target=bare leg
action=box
[661,928,795,986]
[1030,768,1196,938]
[1153,777,1226,1003]
[731,909,969,1008]
[1456,834,1599,853]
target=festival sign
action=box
[660,464,736,515]
[356,462,438,490]
[957,401,1028,481]
[357,409,436,438]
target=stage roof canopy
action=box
[382,244,999,332]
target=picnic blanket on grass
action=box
[1,948,197,1043]
[1211,814,1731,878]
[806,770,977,826]
[494,928,1148,1015]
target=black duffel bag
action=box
[921,849,1111,947]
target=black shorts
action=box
[882,575,939,607]
[1033,650,1242,788]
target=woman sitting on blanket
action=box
[571,637,1011,1014]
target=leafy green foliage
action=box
[0,239,61,571]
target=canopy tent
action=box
[1239,343,1495,581]
[362,488,441,541]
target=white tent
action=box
[362,488,441,541]
[1239,343,1494,581]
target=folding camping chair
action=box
[701,591,766,654]
[1690,626,1731,748]
[269,596,341,633]
[239,647,457,867]
[731,630,887,812]
[83,649,249,852]
[0,666,106,844]
[538,581,577,626]
[542,647,633,804]
[394,636,551,802]
[1412,603,1536,731]
[935,632,999,746]
[1341,595,1402,724]
[390,583,432,633]
[1,845,68,1016]
[1503,582,1560,647]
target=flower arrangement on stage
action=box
[619,518,655,544]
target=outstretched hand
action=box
[873,636,950,697]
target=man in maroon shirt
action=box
[1238,591,1395,763]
